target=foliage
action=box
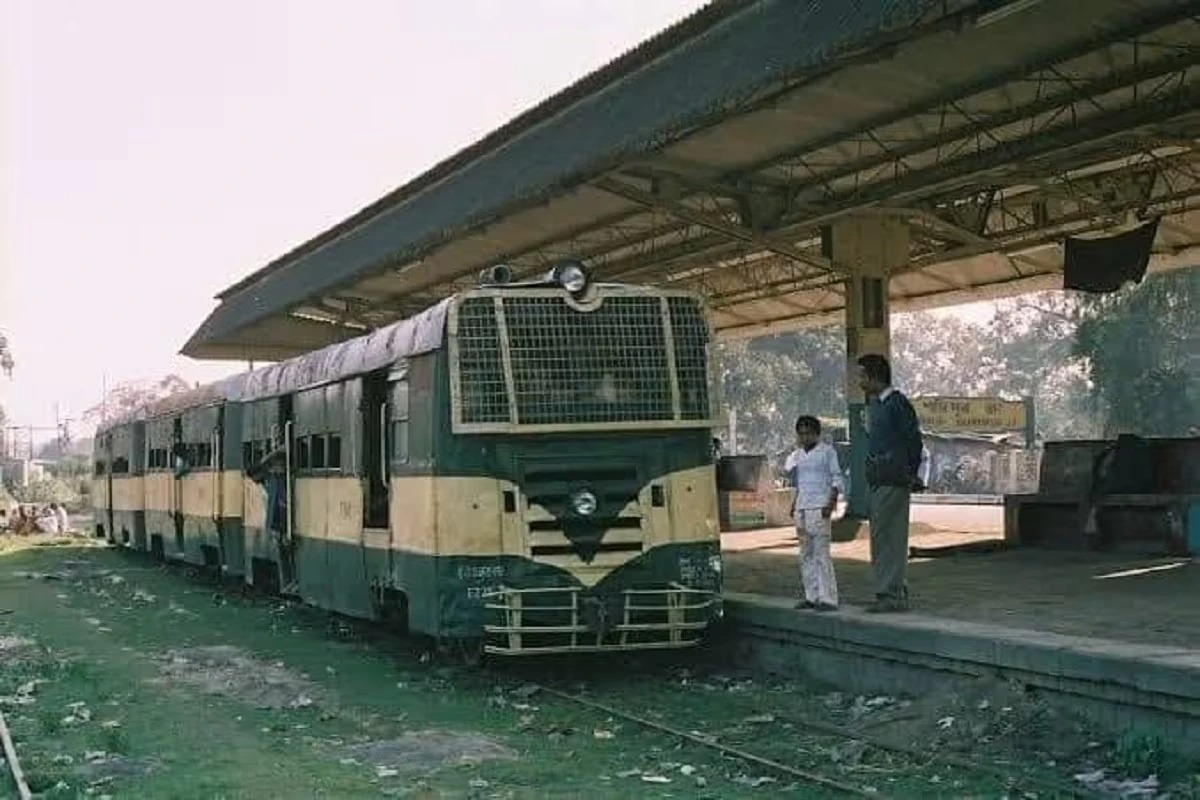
[0,331,11,435]
[714,327,844,459]
[0,330,12,378]
[81,374,193,428]
[35,436,94,462]
[716,291,1104,456]
[1073,269,1200,436]
[10,476,82,508]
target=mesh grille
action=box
[456,297,510,423]
[455,292,711,427]
[668,297,710,421]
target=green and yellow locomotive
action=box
[93,268,723,655]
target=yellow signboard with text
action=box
[911,396,1027,433]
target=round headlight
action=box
[479,263,513,286]
[570,488,598,516]
[555,263,588,293]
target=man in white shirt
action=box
[784,416,845,611]
[54,503,71,534]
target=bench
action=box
[1004,437,1200,555]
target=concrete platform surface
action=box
[722,523,1199,649]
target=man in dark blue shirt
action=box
[857,354,923,612]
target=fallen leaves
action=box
[1073,769,1161,797]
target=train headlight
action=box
[570,488,598,516]
[550,261,589,294]
[479,263,514,286]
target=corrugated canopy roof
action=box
[183,0,1200,361]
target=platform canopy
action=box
[183,0,1200,361]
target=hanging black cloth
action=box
[1062,217,1159,293]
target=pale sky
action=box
[1,0,711,437]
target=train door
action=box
[277,395,297,591]
[171,417,185,554]
[211,406,224,566]
[105,433,115,540]
[362,370,390,530]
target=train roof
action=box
[234,296,450,403]
[97,296,452,434]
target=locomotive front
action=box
[442,266,723,655]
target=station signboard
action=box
[911,396,1028,433]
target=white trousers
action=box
[795,510,838,606]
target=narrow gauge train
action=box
[92,266,723,655]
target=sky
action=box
[0,0,712,437]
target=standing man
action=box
[857,354,923,613]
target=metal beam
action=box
[592,176,841,274]
[731,2,1200,182]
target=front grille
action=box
[668,296,710,421]
[519,461,645,564]
[453,290,712,429]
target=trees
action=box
[715,327,845,458]
[987,293,1099,440]
[715,292,1108,456]
[0,332,12,378]
[1073,269,1200,436]
[81,374,192,427]
[10,476,82,509]
[0,332,11,454]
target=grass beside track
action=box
[0,538,1195,799]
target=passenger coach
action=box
[93,267,724,656]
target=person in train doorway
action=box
[246,441,291,561]
[857,354,924,613]
[784,416,844,612]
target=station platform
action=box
[719,515,1200,751]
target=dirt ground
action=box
[723,510,1200,648]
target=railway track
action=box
[120,547,1095,799]
[510,679,1093,799]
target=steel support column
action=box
[828,216,909,518]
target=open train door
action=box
[360,366,397,620]
[104,432,115,541]
[276,394,297,593]
[170,418,185,554]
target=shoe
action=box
[814,603,838,612]
[795,600,815,610]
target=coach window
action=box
[327,434,342,470]
[297,436,311,470]
[311,434,327,470]
[391,379,410,464]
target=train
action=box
[92,265,724,657]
